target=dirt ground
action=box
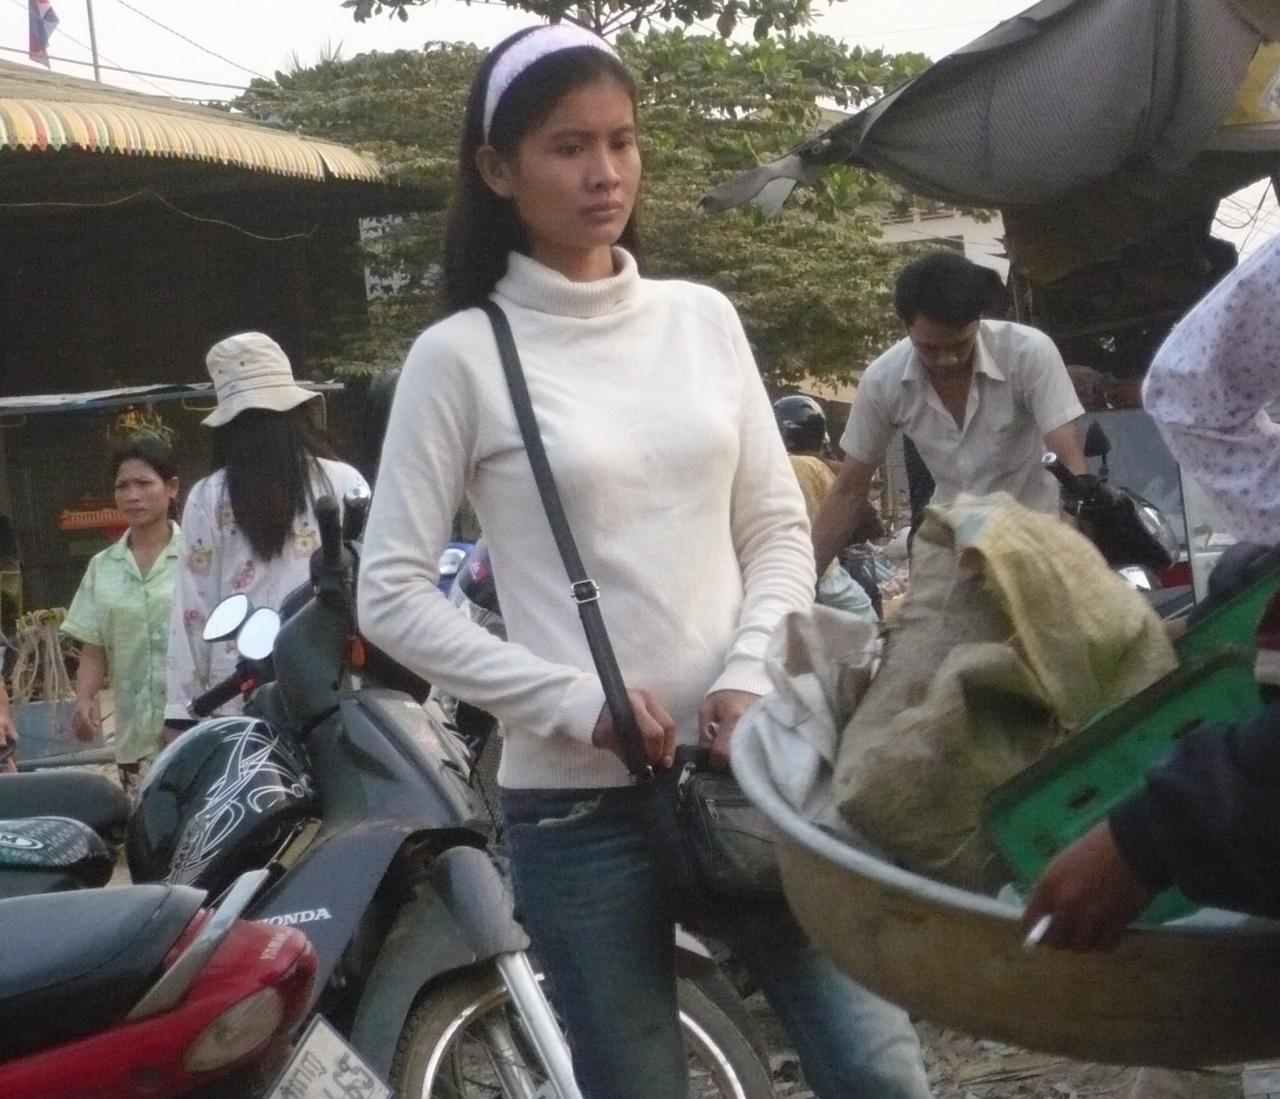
[752,998,1246,1099]
[912,1024,1242,1099]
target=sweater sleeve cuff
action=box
[710,660,774,699]
[559,677,607,746]
[1108,794,1172,892]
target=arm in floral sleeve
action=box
[165,484,221,721]
[1142,235,1280,543]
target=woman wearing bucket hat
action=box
[161,332,367,735]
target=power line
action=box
[0,188,318,242]
[838,18,1000,39]
[108,0,268,80]
[1239,184,1279,255]
[0,44,249,90]
[1216,186,1269,230]
[5,0,172,97]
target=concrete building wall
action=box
[877,208,1008,275]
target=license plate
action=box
[264,1015,392,1099]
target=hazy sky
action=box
[6,0,1027,98]
[7,0,1278,251]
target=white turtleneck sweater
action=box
[358,250,815,789]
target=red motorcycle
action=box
[0,870,317,1099]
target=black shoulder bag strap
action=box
[480,300,654,782]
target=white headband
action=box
[483,25,620,142]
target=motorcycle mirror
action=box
[342,484,372,543]
[236,607,282,662]
[1084,421,1112,459]
[203,593,252,643]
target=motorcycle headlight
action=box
[1117,565,1154,591]
[1137,502,1181,563]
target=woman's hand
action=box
[72,697,101,742]
[1021,820,1153,952]
[698,690,762,771]
[592,688,677,770]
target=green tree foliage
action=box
[344,0,835,42]
[237,32,929,386]
[627,29,926,384]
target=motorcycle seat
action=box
[0,866,101,899]
[0,771,130,840]
[0,883,205,1059]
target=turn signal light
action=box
[183,987,285,1073]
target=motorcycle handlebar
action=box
[189,670,250,718]
[1041,452,1085,497]
[315,495,342,571]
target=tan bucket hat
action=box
[202,332,318,428]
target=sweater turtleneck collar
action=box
[494,248,639,320]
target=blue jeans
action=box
[502,784,932,1099]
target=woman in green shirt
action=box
[63,434,181,794]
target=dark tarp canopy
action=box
[705,0,1280,286]
[0,382,341,420]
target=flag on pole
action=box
[29,0,59,67]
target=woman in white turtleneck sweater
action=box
[358,25,932,1099]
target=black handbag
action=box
[481,301,783,907]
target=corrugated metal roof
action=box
[0,60,383,183]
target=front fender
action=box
[349,846,529,1076]
[674,925,716,978]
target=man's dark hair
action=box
[893,250,992,328]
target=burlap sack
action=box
[833,494,1178,892]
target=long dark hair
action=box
[111,433,180,521]
[443,29,642,314]
[211,407,335,560]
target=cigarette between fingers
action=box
[1023,914,1053,950]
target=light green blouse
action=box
[62,522,181,765]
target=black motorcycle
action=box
[125,489,773,1099]
[1044,421,1188,618]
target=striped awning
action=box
[0,96,383,183]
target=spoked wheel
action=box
[391,963,774,1099]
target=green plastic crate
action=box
[1176,557,1280,663]
[984,560,1278,923]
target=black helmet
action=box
[126,717,315,896]
[773,395,827,453]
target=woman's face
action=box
[481,77,640,278]
[115,458,177,532]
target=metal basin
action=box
[732,715,1280,1067]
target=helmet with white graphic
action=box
[126,717,315,896]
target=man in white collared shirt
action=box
[813,251,1087,570]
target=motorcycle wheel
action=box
[391,963,775,1099]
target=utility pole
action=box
[85,0,101,80]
